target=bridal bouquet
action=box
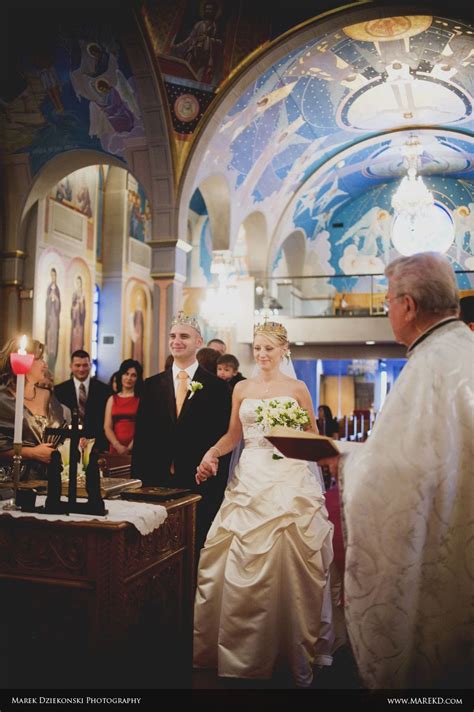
[255,399,310,431]
[255,399,310,458]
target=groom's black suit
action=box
[131,366,231,549]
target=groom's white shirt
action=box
[172,360,199,397]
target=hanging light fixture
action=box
[391,135,454,256]
[391,136,434,217]
[200,250,239,329]
[254,289,282,321]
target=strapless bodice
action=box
[239,397,298,450]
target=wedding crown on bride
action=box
[254,320,288,340]
[171,311,202,335]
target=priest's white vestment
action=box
[340,320,473,689]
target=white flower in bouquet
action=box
[82,438,95,469]
[56,438,95,480]
[255,399,310,459]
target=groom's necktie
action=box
[176,371,188,416]
[78,382,87,422]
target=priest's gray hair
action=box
[385,252,459,316]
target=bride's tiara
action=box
[254,320,288,340]
[171,311,202,336]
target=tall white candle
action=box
[13,374,25,444]
[12,335,28,445]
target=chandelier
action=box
[254,287,282,321]
[391,136,434,217]
[391,136,454,256]
[200,250,239,329]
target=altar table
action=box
[0,493,201,689]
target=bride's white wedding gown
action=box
[193,397,335,686]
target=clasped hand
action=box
[195,452,218,485]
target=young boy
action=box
[216,354,246,392]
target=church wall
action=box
[32,166,101,382]
[31,164,154,384]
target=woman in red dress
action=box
[104,359,143,455]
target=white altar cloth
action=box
[0,495,167,536]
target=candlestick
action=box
[4,337,34,511]
[10,335,34,445]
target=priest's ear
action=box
[404,294,418,321]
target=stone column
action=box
[0,154,33,345]
[98,167,129,380]
[149,239,192,371]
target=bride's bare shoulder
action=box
[233,379,254,398]
[236,378,258,395]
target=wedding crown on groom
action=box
[171,311,202,336]
[254,320,288,340]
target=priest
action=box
[321,252,473,689]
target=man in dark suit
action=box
[132,312,231,551]
[54,350,110,452]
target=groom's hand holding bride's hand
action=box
[195,450,218,484]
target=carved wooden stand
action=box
[0,493,200,688]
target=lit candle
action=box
[10,335,34,445]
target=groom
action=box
[131,312,231,550]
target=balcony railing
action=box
[259,271,474,319]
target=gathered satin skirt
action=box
[193,445,335,686]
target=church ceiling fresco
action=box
[1,10,144,174]
[184,13,474,277]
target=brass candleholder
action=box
[2,443,22,511]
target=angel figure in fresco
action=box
[453,204,474,262]
[70,40,142,151]
[336,206,389,258]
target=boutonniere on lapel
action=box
[188,381,203,400]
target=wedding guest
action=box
[104,359,143,455]
[197,347,220,375]
[194,321,337,688]
[109,371,119,393]
[320,252,472,689]
[164,354,174,369]
[55,350,110,452]
[317,404,339,439]
[0,338,68,481]
[459,294,474,330]
[207,338,226,354]
[216,353,246,392]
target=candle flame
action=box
[18,335,27,355]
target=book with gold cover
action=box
[120,486,192,502]
[265,426,340,461]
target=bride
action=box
[193,320,336,687]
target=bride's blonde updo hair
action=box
[253,321,289,348]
